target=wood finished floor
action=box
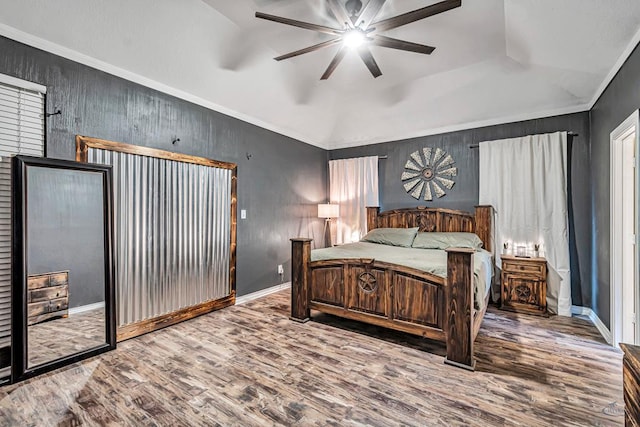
[0,290,625,426]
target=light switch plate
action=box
[240,209,247,219]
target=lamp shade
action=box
[318,203,339,219]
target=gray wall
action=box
[330,113,592,308]
[0,35,328,297]
[27,167,105,308]
[590,43,640,328]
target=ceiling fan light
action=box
[343,30,365,48]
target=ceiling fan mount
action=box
[255,0,462,80]
[345,0,363,17]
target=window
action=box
[0,74,45,369]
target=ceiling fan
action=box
[255,0,462,80]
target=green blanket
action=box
[311,242,493,311]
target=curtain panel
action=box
[329,156,379,245]
[479,131,571,316]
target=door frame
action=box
[610,109,640,347]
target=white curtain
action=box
[479,132,571,316]
[329,156,379,244]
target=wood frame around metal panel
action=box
[75,135,237,342]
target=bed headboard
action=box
[366,205,495,253]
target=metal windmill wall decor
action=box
[401,147,457,201]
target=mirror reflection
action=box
[26,166,106,369]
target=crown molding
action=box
[325,104,590,150]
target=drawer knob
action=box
[519,266,524,270]
[56,292,59,297]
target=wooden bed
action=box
[290,205,494,371]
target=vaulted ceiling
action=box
[0,0,639,149]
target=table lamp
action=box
[318,203,339,246]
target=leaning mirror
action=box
[11,155,116,383]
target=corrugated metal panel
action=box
[88,148,232,327]
[0,80,44,349]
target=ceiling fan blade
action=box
[370,0,461,33]
[255,12,342,36]
[326,0,354,29]
[371,35,435,55]
[274,38,343,61]
[354,0,386,30]
[357,46,382,78]
[321,46,348,80]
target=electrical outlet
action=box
[277,264,284,275]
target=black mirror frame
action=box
[11,155,116,383]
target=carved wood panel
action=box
[504,276,542,306]
[347,266,387,317]
[392,273,443,329]
[441,213,473,233]
[416,212,438,231]
[311,267,344,307]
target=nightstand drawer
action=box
[502,259,546,277]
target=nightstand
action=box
[500,255,547,316]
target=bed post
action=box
[290,238,312,322]
[444,248,475,371]
[366,206,380,232]
[474,205,495,254]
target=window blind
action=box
[0,77,45,351]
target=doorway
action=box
[611,110,640,347]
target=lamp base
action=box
[323,218,332,247]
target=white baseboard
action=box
[236,282,291,305]
[570,305,590,316]
[69,301,105,315]
[571,305,612,345]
